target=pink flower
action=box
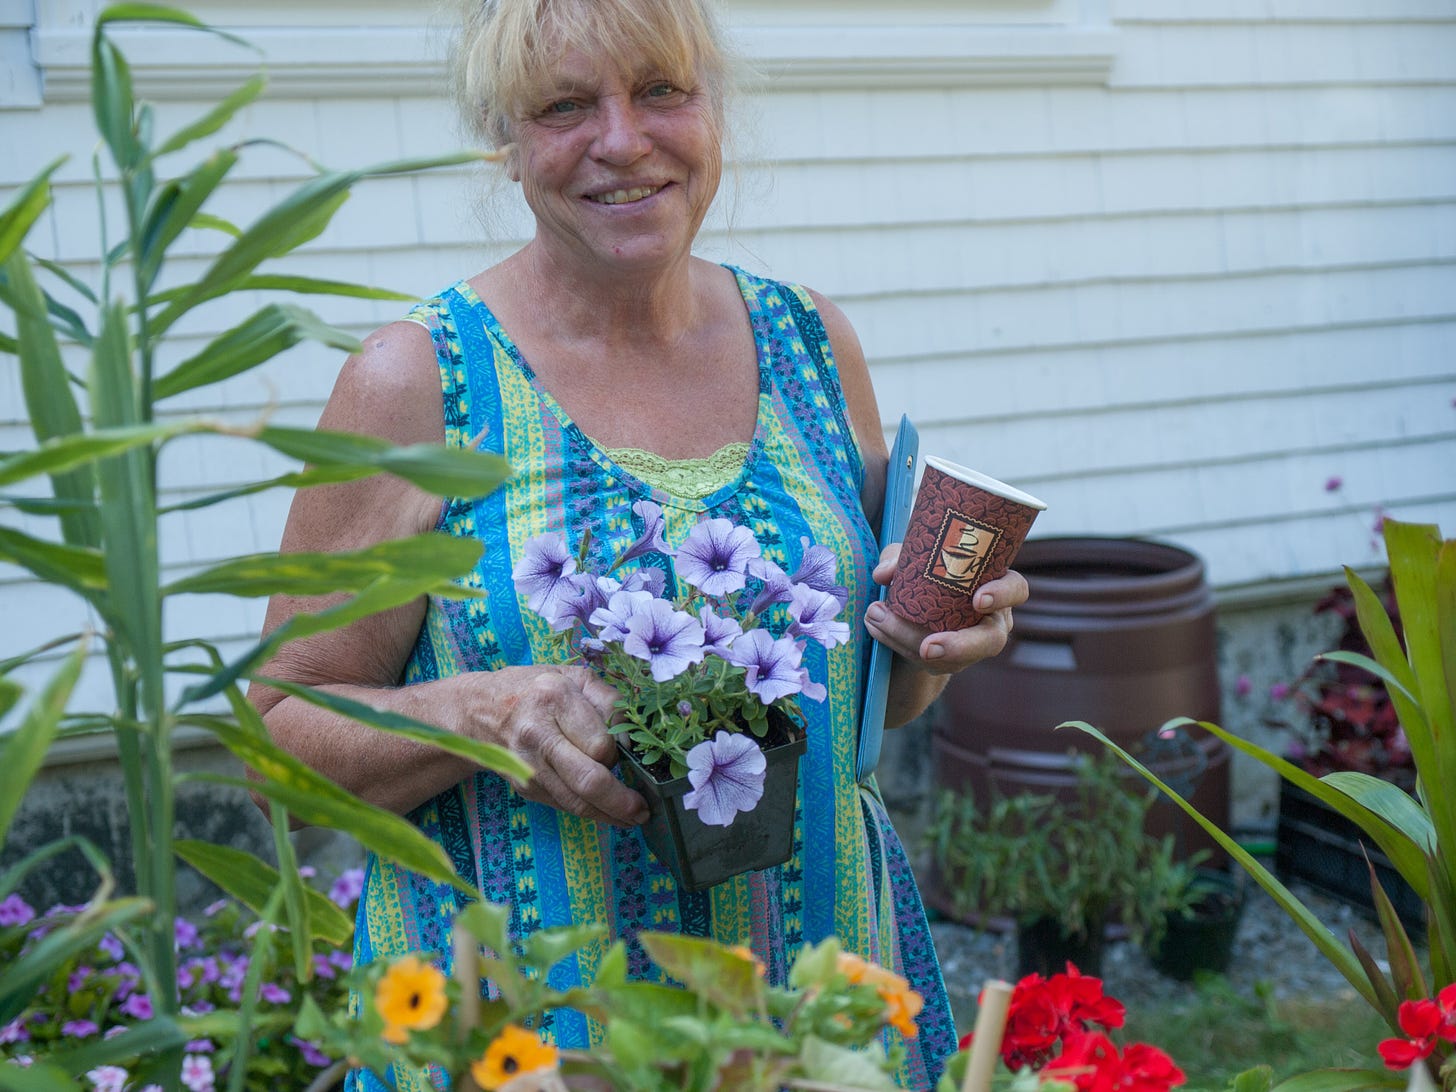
[328,868,365,907]
[62,1019,99,1038]
[1324,476,1343,492]
[86,1066,128,1092]
[119,993,153,1020]
[258,982,291,1004]
[1269,682,1290,701]
[1234,674,1251,699]
[182,1054,215,1092]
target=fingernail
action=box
[925,643,945,660]
[865,604,884,625]
[976,592,993,611]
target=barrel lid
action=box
[1015,536,1211,618]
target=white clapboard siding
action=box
[2,0,1456,704]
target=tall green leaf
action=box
[4,249,100,548]
[0,424,188,490]
[0,525,108,595]
[180,715,473,893]
[153,301,360,400]
[153,75,266,159]
[91,33,141,170]
[149,151,485,336]
[0,639,88,843]
[45,1013,188,1076]
[173,839,352,946]
[236,273,416,302]
[137,146,239,288]
[0,1060,74,1091]
[89,301,161,672]
[257,425,512,498]
[0,156,65,266]
[162,532,484,598]
[256,676,533,783]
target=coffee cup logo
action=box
[925,509,1000,595]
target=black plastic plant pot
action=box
[1016,915,1106,978]
[1150,868,1244,981]
[618,731,807,893]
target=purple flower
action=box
[287,1035,333,1068]
[618,566,667,597]
[181,1053,215,1092]
[726,630,808,704]
[203,899,228,917]
[677,519,761,597]
[68,965,94,992]
[614,500,674,567]
[1324,475,1343,492]
[0,894,34,927]
[1,1018,30,1044]
[746,557,794,615]
[511,533,578,617]
[86,1066,128,1092]
[589,588,654,642]
[548,572,614,632]
[1234,674,1252,698]
[259,982,291,1005]
[185,1039,216,1054]
[698,607,743,658]
[328,950,352,971]
[312,953,337,980]
[682,731,767,826]
[98,933,124,962]
[112,962,140,999]
[787,585,851,650]
[174,917,199,950]
[328,868,365,907]
[298,865,316,879]
[622,599,705,682]
[103,1025,128,1040]
[119,993,153,1020]
[790,539,848,607]
[1270,682,1291,701]
[62,1019,99,1038]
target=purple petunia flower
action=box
[725,630,808,704]
[682,731,767,826]
[790,538,848,608]
[698,606,743,658]
[677,519,761,597]
[62,1019,99,1038]
[328,868,365,908]
[287,1035,333,1068]
[787,584,851,650]
[86,1066,128,1092]
[618,565,666,598]
[0,894,34,928]
[119,993,153,1021]
[548,572,615,633]
[258,982,291,1005]
[615,500,674,567]
[97,933,124,962]
[622,599,706,682]
[589,588,653,642]
[174,917,199,950]
[511,533,578,617]
[746,557,795,615]
[181,1053,215,1092]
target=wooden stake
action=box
[961,979,1014,1092]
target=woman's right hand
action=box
[469,665,649,828]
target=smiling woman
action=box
[245,0,1031,1088]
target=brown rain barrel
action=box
[927,537,1230,915]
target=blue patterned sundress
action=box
[346,266,955,1090]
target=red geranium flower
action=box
[1378,984,1456,1070]
[1042,1031,1185,1092]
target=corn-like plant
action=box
[0,6,522,1088]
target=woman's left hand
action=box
[862,542,1029,675]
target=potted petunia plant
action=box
[512,501,849,890]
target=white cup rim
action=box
[925,456,1048,511]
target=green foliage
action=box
[925,750,1184,948]
[1066,519,1456,1090]
[0,5,511,1088]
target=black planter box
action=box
[1276,780,1425,933]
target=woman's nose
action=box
[592,97,652,164]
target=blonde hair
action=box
[452,0,733,149]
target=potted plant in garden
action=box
[926,752,1185,977]
[512,514,848,891]
[1144,860,1245,982]
[1069,519,1456,1091]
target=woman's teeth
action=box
[589,185,661,205]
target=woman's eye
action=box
[645,82,678,99]
[546,99,579,116]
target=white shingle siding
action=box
[1,1,1453,695]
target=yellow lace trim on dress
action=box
[605,442,750,500]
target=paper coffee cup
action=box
[886,457,1046,631]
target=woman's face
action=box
[510,48,723,276]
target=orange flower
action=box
[373,955,448,1043]
[835,951,922,1038]
[730,945,766,977]
[471,1025,560,1090]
